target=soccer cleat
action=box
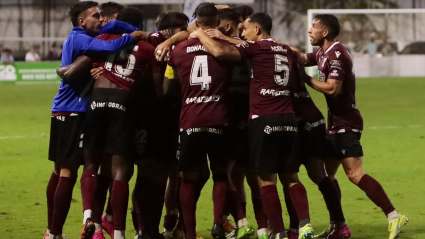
[298,224,314,239]
[314,225,333,238]
[226,230,235,239]
[173,224,186,239]
[224,219,236,233]
[287,230,299,239]
[326,225,351,239]
[137,231,154,239]
[80,217,96,239]
[388,214,408,239]
[211,224,227,239]
[93,231,106,239]
[44,231,50,239]
[101,215,114,239]
[269,232,288,239]
[236,225,255,239]
[162,229,173,239]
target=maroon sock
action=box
[357,174,395,215]
[212,174,228,225]
[318,177,345,224]
[46,172,59,230]
[252,199,268,229]
[105,186,113,215]
[163,214,178,231]
[289,184,310,224]
[80,170,96,213]
[241,201,247,216]
[180,179,197,239]
[50,177,77,235]
[283,187,299,229]
[111,180,129,230]
[260,185,285,233]
[228,191,245,222]
[134,176,150,232]
[91,175,112,224]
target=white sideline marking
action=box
[0,135,45,140]
[367,125,421,130]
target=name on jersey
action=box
[264,125,298,134]
[271,46,287,53]
[90,101,126,111]
[185,127,223,135]
[304,118,325,131]
[187,45,207,53]
[185,95,220,104]
[260,89,290,96]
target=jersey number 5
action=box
[274,54,289,86]
[190,55,212,90]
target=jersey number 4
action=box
[190,55,212,90]
[274,54,290,86]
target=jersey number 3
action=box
[190,55,212,90]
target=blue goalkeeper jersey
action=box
[51,23,137,113]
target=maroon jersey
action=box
[168,38,234,129]
[95,33,161,91]
[235,38,297,119]
[306,42,363,134]
[148,32,168,74]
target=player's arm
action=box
[56,55,93,82]
[155,31,190,61]
[204,29,245,45]
[190,28,241,61]
[79,31,148,56]
[304,76,342,96]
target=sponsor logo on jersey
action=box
[335,51,341,58]
[330,69,339,77]
[264,125,298,134]
[319,71,326,82]
[260,89,290,96]
[236,42,250,48]
[304,118,326,131]
[186,127,223,135]
[271,46,287,53]
[185,95,221,104]
[330,60,343,67]
[186,45,207,53]
[90,101,126,111]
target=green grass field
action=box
[0,78,424,239]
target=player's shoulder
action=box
[173,38,201,51]
[95,33,122,40]
[328,43,350,59]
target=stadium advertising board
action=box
[0,62,60,82]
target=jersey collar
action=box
[324,41,340,54]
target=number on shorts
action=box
[274,54,290,86]
[190,55,212,90]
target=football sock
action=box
[333,179,342,201]
[91,175,112,224]
[80,169,96,221]
[46,172,59,230]
[237,218,248,228]
[113,230,125,239]
[283,186,299,230]
[387,210,400,222]
[148,181,167,235]
[318,177,345,225]
[50,176,77,235]
[252,199,268,230]
[260,185,285,233]
[212,173,229,224]
[83,210,92,225]
[111,180,129,230]
[289,183,310,227]
[257,228,268,237]
[357,174,396,215]
[134,176,149,232]
[163,214,178,231]
[180,178,197,239]
[228,190,245,222]
[105,186,113,215]
[175,177,186,232]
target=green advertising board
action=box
[0,62,61,82]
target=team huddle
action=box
[45,1,408,239]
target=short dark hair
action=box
[232,5,254,21]
[314,14,340,38]
[195,2,219,28]
[68,1,98,27]
[116,7,144,30]
[193,2,215,18]
[157,11,189,31]
[100,1,124,18]
[218,8,240,26]
[248,12,272,35]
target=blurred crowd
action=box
[0,43,62,63]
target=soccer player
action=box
[301,14,407,239]
[46,2,145,239]
[190,12,315,239]
[231,5,254,40]
[167,3,234,239]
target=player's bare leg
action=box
[50,164,80,239]
[279,173,314,239]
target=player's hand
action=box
[130,31,148,41]
[204,29,225,40]
[90,67,103,80]
[189,29,202,39]
[161,29,174,39]
[155,41,172,61]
